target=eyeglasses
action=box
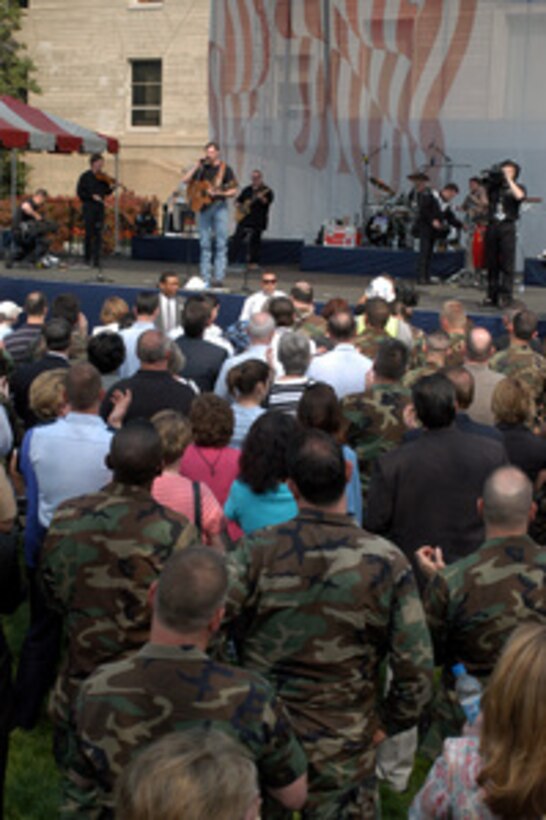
[263,278,276,284]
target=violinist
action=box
[76,153,114,269]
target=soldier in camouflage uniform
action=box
[489,309,546,419]
[290,281,329,347]
[68,548,307,818]
[416,465,546,759]
[225,429,433,819]
[403,329,450,388]
[353,298,391,361]
[40,421,199,766]
[342,339,411,510]
[439,300,467,367]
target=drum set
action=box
[364,176,416,249]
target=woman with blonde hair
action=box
[410,622,546,818]
[92,296,130,335]
[492,376,546,485]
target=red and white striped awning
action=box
[0,96,119,154]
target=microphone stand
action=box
[361,142,388,241]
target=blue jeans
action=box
[197,201,229,284]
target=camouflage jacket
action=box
[445,331,466,367]
[40,481,198,732]
[342,382,411,506]
[66,643,307,818]
[489,343,546,411]
[402,361,442,389]
[294,310,328,344]
[421,533,546,757]
[225,509,433,817]
[353,327,390,361]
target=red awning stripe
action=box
[0,96,118,154]
[1,96,82,153]
[0,116,30,149]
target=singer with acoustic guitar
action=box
[183,141,238,288]
[229,169,274,270]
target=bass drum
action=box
[366,212,393,246]
[472,224,486,269]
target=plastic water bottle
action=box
[452,663,482,725]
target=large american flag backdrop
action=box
[210,0,546,251]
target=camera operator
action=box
[482,160,526,308]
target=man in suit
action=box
[414,179,461,284]
[11,319,71,428]
[155,271,184,335]
[367,372,508,566]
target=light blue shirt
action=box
[29,412,113,527]
[343,444,362,526]
[230,404,265,449]
[118,320,156,379]
[306,344,372,399]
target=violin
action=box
[94,170,127,191]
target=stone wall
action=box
[20,0,210,205]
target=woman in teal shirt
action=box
[224,412,299,534]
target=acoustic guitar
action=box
[234,185,272,223]
[186,161,227,213]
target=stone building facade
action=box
[20,0,210,203]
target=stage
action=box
[1,253,546,339]
[132,235,465,280]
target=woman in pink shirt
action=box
[179,394,240,508]
[151,409,225,550]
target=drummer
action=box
[461,176,488,274]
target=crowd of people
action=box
[0,270,545,819]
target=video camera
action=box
[479,164,506,189]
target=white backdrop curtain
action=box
[209,0,546,261]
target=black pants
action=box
[229,223,263,265]
[417,229,435,283]
[13,569,62,730]
[82,202,105,267]
[486,220,516,303]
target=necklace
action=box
[194,446,223,477]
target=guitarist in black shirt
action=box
[229,169,274,269]
[183,142,238,288]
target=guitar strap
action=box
[214,162,226,190]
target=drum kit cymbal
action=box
[366,176,414,247]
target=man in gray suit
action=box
[156,271,184,335]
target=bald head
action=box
[481,466,533,533]
[137,329,170,366]
[328,310,356,342]
[107,420,163,486]
[466,327,494,363]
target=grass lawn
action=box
[3,599,431,818]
